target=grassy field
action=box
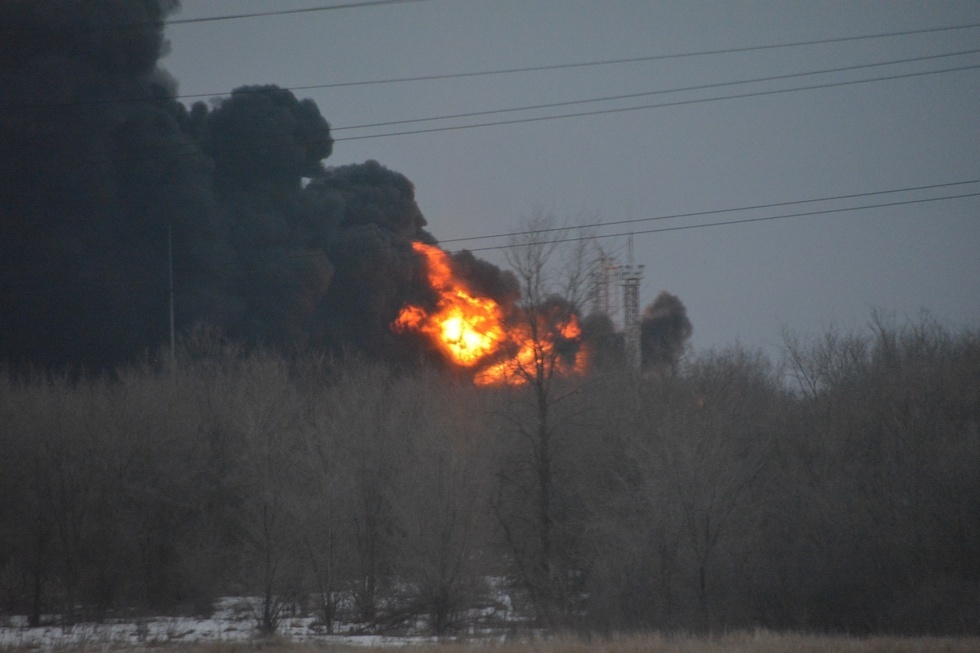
[15,632,979,653]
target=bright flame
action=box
[392,242,506,367]
[392,241,588,386]
[473,314,587,386]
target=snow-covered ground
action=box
[0,583,528,651]
[0,597,441,650]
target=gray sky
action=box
[162,0,980,357]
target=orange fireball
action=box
[473,313,587,386]
[392,241,587,385]
[392,242,506,367]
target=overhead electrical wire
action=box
[5,21,980,111]
[5,57,978,157]
[165,0,431,25]
[0,0,430,37]
[3,182,978,297]
[331,48,980,132]
[332,62,980,141]
[462,192,980,254]
[170,19,980,97]
[440,179,980,245]
[282,20,980,90]
[4,190,979,299]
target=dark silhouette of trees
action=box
[779,313,980,633]
[487,211,592,626]
[1,313,977,636]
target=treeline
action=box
[1,316,978,635]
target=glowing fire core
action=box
[392,242,586,385]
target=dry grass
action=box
[422,631,980,653]
[13,631,980,653]
[477,631,980,653]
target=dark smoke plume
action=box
[1,0,193,367]
[640,291,693,375]
[0,1,518,371]
[580,312,623,372]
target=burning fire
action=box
[392,241,587,385]
[472,312,585,386]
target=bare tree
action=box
[0,373,64,627]
[490,210,592,625]
[313,361,417,624]
[386,370,493,634]
[780,314,980,632]
[215,353,309,635]
[300,370,348,634]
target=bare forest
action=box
[2,2,979,643]
[1,315,978,637]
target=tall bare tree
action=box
[386,370,493,634]
[490,210,592,625]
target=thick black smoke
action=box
[640,291,693,375]
[0,1,515,370]
[580,312,623,372]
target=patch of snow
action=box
[0,578,533,650]
[0,594,506,651]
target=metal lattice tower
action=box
[590,251,622,328]
[620,237,644,371]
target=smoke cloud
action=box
[640,291,693,375]
[0,1,521,370]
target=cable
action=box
[332,48,980,131]
[182,20,980,93]
[463,192,980,254]
[332,62,980,141]
[5,21,980,111]
[5,60,976,158]
[310,20,980,90]
[165,0,430,25]
[2,184,977,297]
[0,0,430,38]
[440,179,980,245]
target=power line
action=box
[7,58,976,159]
[306,20,980,90]
[332,62,980,141]
[0,0,431,59]
[440,179,980,245]
[462,192,980,254]
[5,21,980,111]
[332,48,980,131]
[2,0,430,36]
[165,0,430,25]
[197,20,980,91]
[3,183,977,297]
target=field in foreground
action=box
[5,633,980,653]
